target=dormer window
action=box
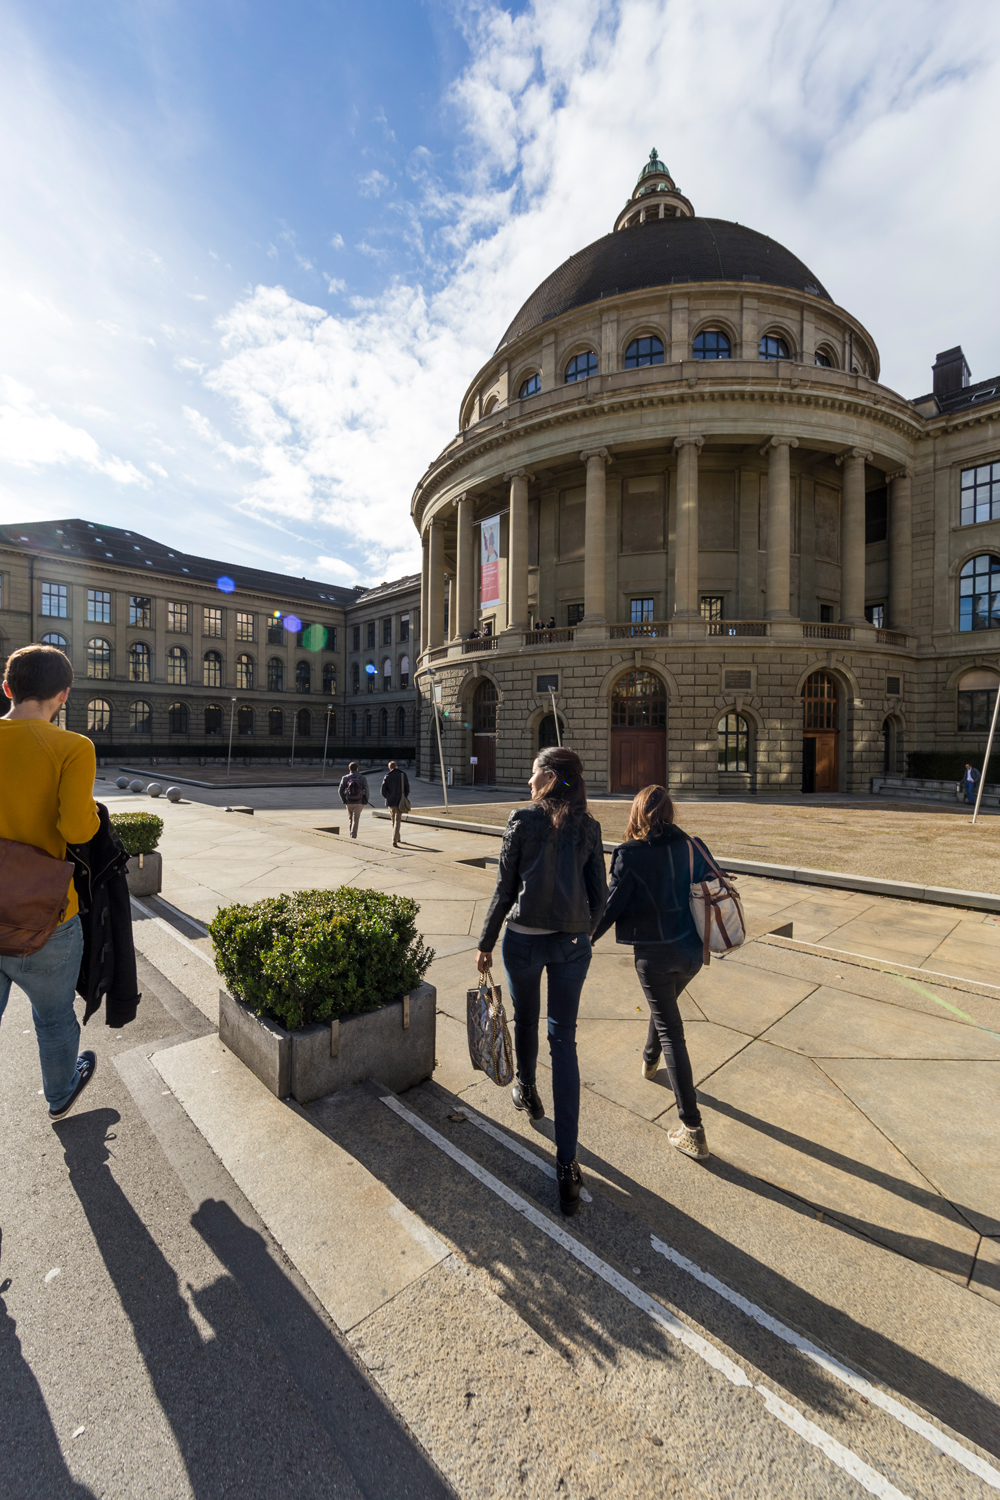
[518,373,541,398]
[759,334,790,361]
[565,351,598,383]
[692,330,731,360]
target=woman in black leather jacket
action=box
[476,746,607,1215]
[591,785,715,1162]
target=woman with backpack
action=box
[338,761,369,838]
[476,746,607,1216]
[591,785,720,1162]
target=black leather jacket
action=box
[67,803,141,1028]
[478,805,607,951]
[591,824,714,967]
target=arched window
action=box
[693,330,731,360]
[168,702,188,734]
[237,706,254,736]
[473,678,498,732]
[483,394,498,417]
[611,670,667,728]
[205,703,223,735]
[399,655,410,688]
[351,662,360,693]
[87,638,112,680]
[959,555,1000,631]
[958,669,1000,730]
[236,654,254,690]
[323,663,336,693]
[53,705,67,729]
[759,333,790,361]
[538,713,564,750]
[128,642,151,682]
[518,373,540,398]
[396,706,406,738]
[129,700,152,734]
[87,699,111,734]
[267,657,284,692]
[624,336,664,369]
[379,707,388,737]
[350,710,358,738]
[166,645,188,686]
[565,351,598,383]
[268,707,284,736]
[364,710,372,737]
[295,660,311,693]
[814,349,833,368]
[717,713,750,772]
[295,708,311,736]
[42,633,68,648]
[802,671,838,728]
[382,657,392,691]
[204,651,223,688]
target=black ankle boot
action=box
[512,1080,545,1120]
[556,1158,582,1216]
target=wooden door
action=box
[473,734,496,784]
[611,730,666,793]
[813,732,838,791]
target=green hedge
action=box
[209,887,435,1031]
[110,812,164,855]
[906,751,1000,785]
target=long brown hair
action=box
[625,784,674,842]
[533,746,588,830]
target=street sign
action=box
[470,757,478,764]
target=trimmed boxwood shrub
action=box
[110,812,164,855]
[209,887,434,1031]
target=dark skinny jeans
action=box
[633,945,702,1128]
[501,928,592,1164]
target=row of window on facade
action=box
[83,700,410,739]
[36,587,337,647]
[350,616,410,651]
[350,657,411,692]
[55,636,342,690]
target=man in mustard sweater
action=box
[1,645,100,1118]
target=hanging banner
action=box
[480,515,501,608]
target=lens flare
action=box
[216,576,235,594]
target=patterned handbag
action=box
[466,965,515,1086]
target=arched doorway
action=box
[802,671,839,792]
[537,712,565,751]
[472,679,497,785]
[610,670,667,792]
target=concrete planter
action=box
[218,982,436,1103]
[125,851,162,896]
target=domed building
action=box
[411,150,1000,795]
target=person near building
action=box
[591,785,716,1161]
[338,761,369,838]
[0,644,101,1119]
[546,616,556,629]
[381,760,410,847]
[475,746,607,1217]
[964,763,981,805]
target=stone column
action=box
[427,520,445,648]
[837,448,872,624]
[889,468,913,631]
[506,470,531,631]
[581,449,610,625]
[454,493,474,640]
[762,436,799,619]
[672,436,704,618]
[420,533,429,653]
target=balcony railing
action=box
[462,636,499,653]
[525,628,575,645]
[802,623,853,640]
[609,622,669,639]
[707,620,769,637]
[876,629,908,647]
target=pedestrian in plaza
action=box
[381,759,410,848]
[475,746,607,1216]
[0,645,100,1119]
[963,762,981,805]
[591,785,716,1162]
[338,761,369,838]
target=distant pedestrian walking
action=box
[338,761,369,838]
[381,760,410,847]
[964,763,981,805]
[591,785,718,1162]
[476,746,607,1216]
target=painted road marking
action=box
[456,1102,592,1200]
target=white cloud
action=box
[316,554,361,581]
[147,460,169,478]
[359,169,391,198]
[0,378,146,483]
[325,276,346,295]
[330,233,345,250]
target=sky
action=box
[1,0,999,590]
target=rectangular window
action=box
[567,602,585,626]
[130,596,152,628]
[700,596,724,621]
[167,601,189,633]
[886,675,901,696]
[41,582,68,618]
[961,460,1000,525]
[819,603,834,622]
[267,618,284,644]
[399,613,409,642]
[87,589,111,623]
[203,606,223,637]
[958,689,997,732]
[865,486,888,544]
[382,617,392,645]
[864,603,885,628]
[630,598,655,623]
[352,624,361,651]
[329,627,338,652]
[235,611,255,641]
[366,621,375,648]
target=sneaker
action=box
[556,1158,583,1216]
[512,1080,545,1121]
[49,1052,97,1120]
[641,1057,659,1081]
[668,1123,710,1161]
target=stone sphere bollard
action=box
[165,786,182,803]
[129,779,144,793]
[116,776,130,789]
[147,782,163,798]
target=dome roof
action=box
[497,216,831,349]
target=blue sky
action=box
[2,0,999,587]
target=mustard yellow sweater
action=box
[0,717,100,922]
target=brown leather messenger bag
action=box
[0,837,75,957]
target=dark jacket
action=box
[338,773,369,806]
[591,824,715,969]
[67,803,141,1028]
[478,804,607,951]
[381,768,410,806]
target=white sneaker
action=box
[641,1058,658,1081]
[668,1124,710,1161]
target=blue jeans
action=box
[0,916,84,1111]
[966,779,978,805]
[501,928,592,1163]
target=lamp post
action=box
[550,688,562,747]
[321,702,334,780]
[226,697,237,779]
[972,680,1000,825]
[427,670,449,812]
[289,708,297,769]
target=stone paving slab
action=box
[972,1237,1000,1306]
[683,961,818,1036]
[761,987,1000,1061]
[576,1017,752,1122]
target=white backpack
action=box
[687,838,746,964]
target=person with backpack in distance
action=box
[338,761,369,838]
[380,760,410,848]
[475,746,607,1216]
[0,645,100,1118]
[591,784,721,1162]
